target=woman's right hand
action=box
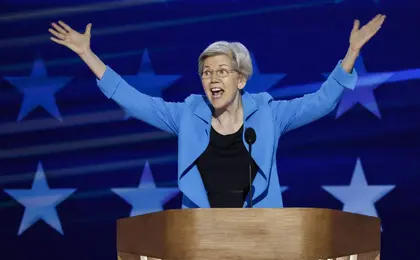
[49,20,105,79]
[49,21,92,56]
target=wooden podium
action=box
[116,208,381,260]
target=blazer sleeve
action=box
[97,65,185,135]
[270,60,358,133]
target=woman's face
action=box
[201,54,245,110]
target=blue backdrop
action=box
[1,0,419,259]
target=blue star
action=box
[322,55,393,119]
[4,162,76,235]
[121,49,182,120]
[111,161,179,216]
[4,57,72,122]
[245,52,286,94]
[322,158,395,223]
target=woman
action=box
[48,14,385,209]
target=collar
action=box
[193,90,258,123]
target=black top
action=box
[196,124,258,208]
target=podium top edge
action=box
[116,207,380,221]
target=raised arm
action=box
[49,21,184,135]
[271,14,386,133]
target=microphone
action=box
[245,127,256,208]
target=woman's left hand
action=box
[349,14,386,53]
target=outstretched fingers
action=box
[365,14,382,27]
[365,14,386,31]
[48,28,65,40]
[51,22,67,35]
[58,20,73,33]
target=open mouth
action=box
[210,87,224,98]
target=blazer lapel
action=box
[178,96,212,208]
[241,91,271,205]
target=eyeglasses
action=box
[201,68,236,79]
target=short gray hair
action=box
[198,41,253,80]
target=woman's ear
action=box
[237,75,246,90]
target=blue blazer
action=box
[97,60,358,209]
